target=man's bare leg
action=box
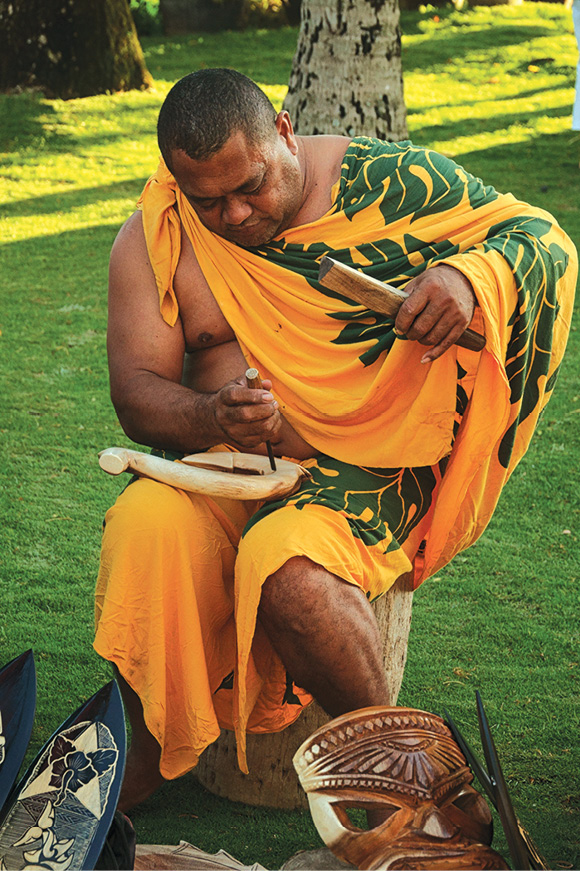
[259,556,391,718]
[114,669,164,812]
[115,557,391,813]
[259,556,392,830]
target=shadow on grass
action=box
[439,130,580,238]
[411,102,573,145]
[0,92,160,156]
[402,24,556,71]
[141,29,298,85]
[408,83,576,112]
[0,92,57,152]
[1,223,118,320]
[1,179,147,218]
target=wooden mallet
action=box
[318,256,486,353]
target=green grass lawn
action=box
[1,3,578,867]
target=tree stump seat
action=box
[195,573,414,810]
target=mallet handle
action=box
[318,257,486,353]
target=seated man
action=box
[94,68,576,811]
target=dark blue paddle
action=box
[0,650,36,811]
[0,680,126,871]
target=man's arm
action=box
[107,212,281,452]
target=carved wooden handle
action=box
[318,256,486,353]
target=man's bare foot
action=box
[118,745,165,812]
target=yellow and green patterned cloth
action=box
[95,138,576,776]
[140,136,576,583]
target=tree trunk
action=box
[0,0,152,99]
[283,0,407,140]
[195,571,414,809]
[159,0,244,33]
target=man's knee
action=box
[103,478,217,547]
[259,556,362,638]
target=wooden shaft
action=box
[245,368,277,471]
[318,256,486,353]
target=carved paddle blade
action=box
[180,452,265,476]
[0,650,36,812]
[0,681,126,871]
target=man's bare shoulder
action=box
[310,134,351,166]
[110,210,149,267]
[295,135,350,223]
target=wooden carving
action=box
[294,707,508,870]
[99,448,312,501]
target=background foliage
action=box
[1,3,578,868]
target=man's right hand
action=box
[212,375,282,449]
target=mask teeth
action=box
[300,771,431,798]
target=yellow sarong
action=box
[95,138,576,775]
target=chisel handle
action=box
[245,368,277,471]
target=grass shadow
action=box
[1,179,147,218]
[0,92,58,152]
[141,28,298,85]
[412,102,573,144]
[403,23,556,71]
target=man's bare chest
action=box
[173,227,236,353]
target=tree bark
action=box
[284,0,407,140]
[0,0,152,99]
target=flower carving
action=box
[48,737,116,806]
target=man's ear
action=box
[275,111,299,155]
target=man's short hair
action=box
[157,68,278,169]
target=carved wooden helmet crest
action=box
[294,706,508,870]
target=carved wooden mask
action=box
[294,707,508,870]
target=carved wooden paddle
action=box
[0,681,126,870]
[0,650,36,815]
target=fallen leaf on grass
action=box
[452,667,474,679]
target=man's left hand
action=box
[394,265,477,363]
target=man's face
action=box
[170,113,304,248]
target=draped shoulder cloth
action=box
[137,137,576,586]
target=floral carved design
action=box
[48,736,116,807]
[0,720,119,871]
